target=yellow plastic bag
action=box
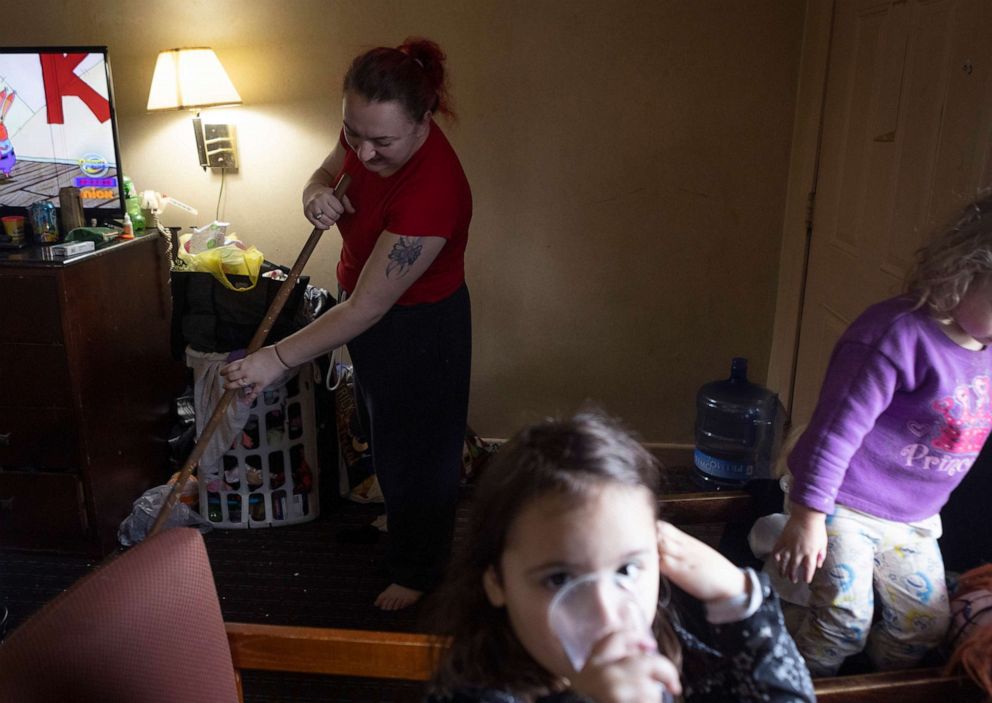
[177,233,264,291]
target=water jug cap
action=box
[730,357,748,382]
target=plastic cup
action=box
[548,572,655,669]
[2,215,26,244]
[548,572,672,701]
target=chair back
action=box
[0,527,239,702]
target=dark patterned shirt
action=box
[426,573,816,703]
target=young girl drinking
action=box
[426,410,814,702]
[772,194,992,676]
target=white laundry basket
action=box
[200,363,319,528]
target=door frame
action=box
[766,0,838,418]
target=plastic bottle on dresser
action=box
[122,176,146,231]
[121,213,134,240]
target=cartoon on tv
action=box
[0,51,120,207]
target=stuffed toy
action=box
[945,564,992,697]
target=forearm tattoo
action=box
[386,237,423,278]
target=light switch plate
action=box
[198,122,239,169]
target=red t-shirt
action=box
[335,122,472,305]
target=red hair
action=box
[343,38,454,122]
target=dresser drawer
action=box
[0,344,71,407]
[0,471,88,550]
[0,275,63,343]
[0,407,75,469]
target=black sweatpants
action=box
[347,284,471,591]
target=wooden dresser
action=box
[0,234,181,555]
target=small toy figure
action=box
[0,89,16,178]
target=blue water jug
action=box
[693,357,780,489]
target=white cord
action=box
[215,168,226,221]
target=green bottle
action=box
[121,176,146,231]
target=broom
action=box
[148,173,351,538]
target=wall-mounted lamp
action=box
[146,47,242,170]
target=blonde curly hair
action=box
[906,192,992,321]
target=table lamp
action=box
[147,48,242,169]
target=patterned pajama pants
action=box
[792,505,950,677]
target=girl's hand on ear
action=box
[570,629,681,703]
[656,520,747,603]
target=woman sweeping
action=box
[222,38,472,611]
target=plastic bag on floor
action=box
[118,484,213,547]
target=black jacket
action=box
[426,573,816,703]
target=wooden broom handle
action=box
[149,173,351,538]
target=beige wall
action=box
[8,0,805,442]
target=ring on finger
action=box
[314,210,324,218]
[239,378,247,388]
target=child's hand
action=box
[656,521,748,603]
[570,629,682,703]
[772,504,827,584]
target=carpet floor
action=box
[0,468,724,702]
[0,496,448,701]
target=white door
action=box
[792,0,992,424]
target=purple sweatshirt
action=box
[789,296,992,522]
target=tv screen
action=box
[0,46,126,229]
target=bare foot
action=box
[374,583,423,611]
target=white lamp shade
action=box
[147,48,242,111]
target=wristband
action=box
[272,344,291,370]
[704,568,763,624]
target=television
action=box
[0,46,126,236]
